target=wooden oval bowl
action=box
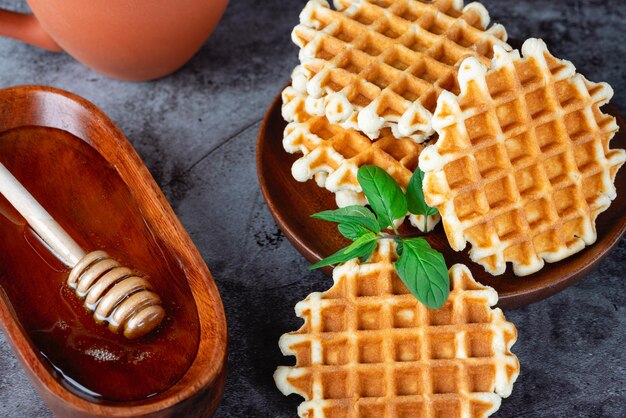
[257,85,626,309]
[0,86,227,417]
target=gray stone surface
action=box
[0,0,624,416]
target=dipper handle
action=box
[0,162,85,266]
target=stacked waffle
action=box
[275,241,520,418]
[419,38,625,275]
[281,0,511,231]
[289,0,509,141]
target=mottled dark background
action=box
[0,0,624,417]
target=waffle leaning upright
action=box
[420,38,625,276]
[291,0,509,142]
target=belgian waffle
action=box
[283,86,440,231]
[291,0,509,141]
[275,240,519,417]
[420,38,625,276]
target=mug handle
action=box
[0,9,62,51]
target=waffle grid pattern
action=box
[275,242,519,418]
[282,86,440,231]
[292,0,509,141]
[420,38,625,276]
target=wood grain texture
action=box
[257,85,626,309]
[0,85,227,417]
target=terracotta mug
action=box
[0,0,229,81]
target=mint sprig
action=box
[309,165,450,309]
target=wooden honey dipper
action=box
[0,162,165,339]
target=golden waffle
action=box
[420,38,626,276]
[291,0,509,142]
[275,240,519,418]
[283,86,440,231]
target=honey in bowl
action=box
[0,126,200,402]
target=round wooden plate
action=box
[257,87,626,309]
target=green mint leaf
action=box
[338,223,371,241]
[406,167,439,217]
[395,238,449,309]
[342,231,377,254]
[357,165,407,230]
[312,205,380,233]
[309,238,377,270]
